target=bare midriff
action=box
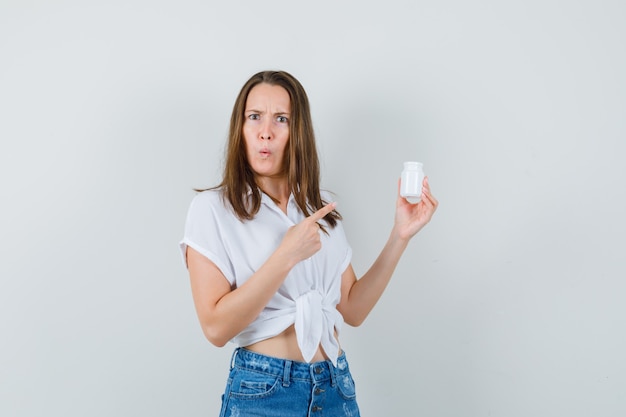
[244,324,341,363]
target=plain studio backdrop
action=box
[1,1,625,416]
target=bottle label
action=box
[400,162,424,204]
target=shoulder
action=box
[189,188,225,209]
[185,188,233,220]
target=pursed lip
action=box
[259,148,271,157]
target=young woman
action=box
[180,70,438,416]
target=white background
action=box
[1,1,625,416]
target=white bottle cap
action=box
[404,161,423,170]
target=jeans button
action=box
[315,367,322,374]
[312,405,322,412]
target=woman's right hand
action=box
[279,202,337,266]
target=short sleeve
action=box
[179,191,236,285]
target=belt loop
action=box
[230,348,240,370]
[282,360,292,387]
[329,360,337,387]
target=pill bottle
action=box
[400,161,424,204]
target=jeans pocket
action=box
[336,372,357,400]
[229,368,281,400]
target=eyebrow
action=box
[245,108,290,116]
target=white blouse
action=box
[179,189,352,366]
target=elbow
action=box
[207,336,228,348]
[343,313,366,328]
[339,306,367,328]
[346,318,365,328]
[202,325,231,348]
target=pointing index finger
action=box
[308,202,336,223]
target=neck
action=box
[256,176,290,205]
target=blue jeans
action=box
[219,348,361,417]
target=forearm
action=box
[343,228,409,325]
[195,249,297,346]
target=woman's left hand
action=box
[393,176,439,240]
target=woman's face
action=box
[243,83,291,182]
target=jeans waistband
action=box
[231,348,350,385]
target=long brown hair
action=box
[215,70,341,228]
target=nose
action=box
[259,118,272,140]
